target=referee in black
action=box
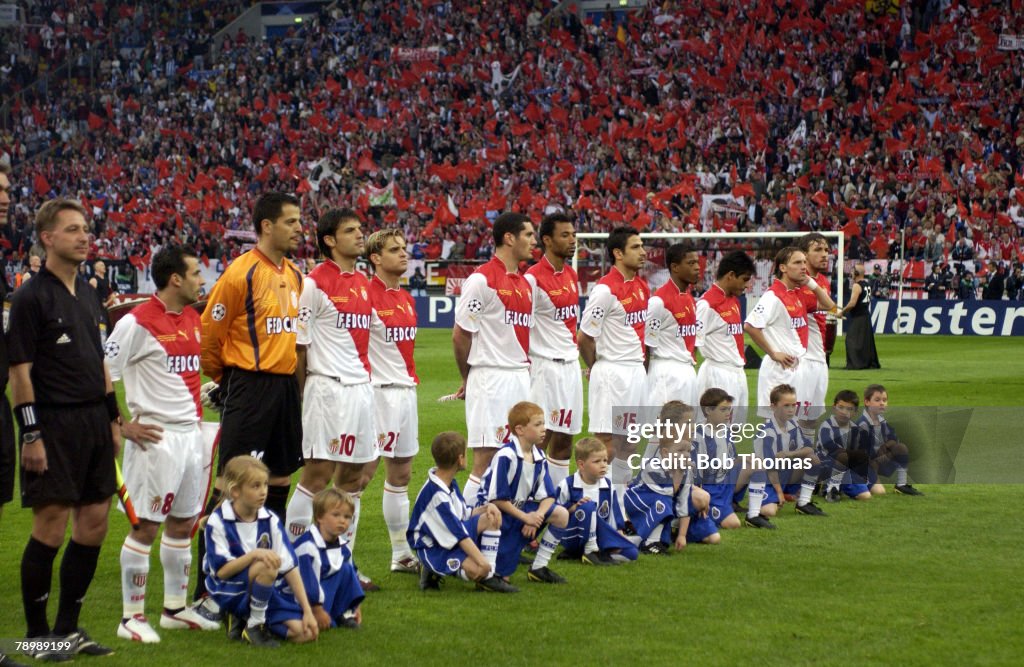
[0,163,14,529]
[9,198,120,659]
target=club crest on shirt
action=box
[328,438,341,455]
[654,500,666,514]
[257,533,271,549]
[549,409,560,425]
[574,508,587,522]
[614,414,624,430]
[289,522,307,538]
[446,558,461,572]
[495,426,506,442]
[598,500,610,519]
[150,495,162,514]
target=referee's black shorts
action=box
[21,402,117,508]
[218,367,302,478]
[0,395,15,505]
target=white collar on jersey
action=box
[508,434,545,462]
[307,523,349,550]
[571,472,609,490]
[427,467,457,495]
[220,501,271,523]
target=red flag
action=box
[841,220,861,238]
[794,174,811,190]
[87,113,105,131]
[356,154,379,174]
[842,206,869,219]
[732,182,755,198]
[811,190,830,208]
[33,174,51,195]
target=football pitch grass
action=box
[1,333,1022,666]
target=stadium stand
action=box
[1,0,1022,299]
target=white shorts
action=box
[466,366,531,448]
[302,375,378,464]
[646,358,699,410]
[587,361,647,435]
[795,358,829,420]
[756,357,801,418]
[373,385,419,458]
[528,356,583,435]
[695,361,749,424]
[122,423,205,522]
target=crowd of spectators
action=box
[1,0,1023,299]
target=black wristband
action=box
[106,392,121,422]
[14,402,40,432]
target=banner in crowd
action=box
[997,34,1024,50]
[392,46,441,61]
[363,182,397,208]
[870,299,1024,336]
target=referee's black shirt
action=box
[7,266,107,405]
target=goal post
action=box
[572,231,846,335]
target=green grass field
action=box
[1,333,1022,666]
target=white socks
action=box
[547,458,570,490]
[121,534,193,617]
[585,512,599,554]
[284,484,314,542]
[747,483,766,519]
[463,475,482,508]
[383,482,412,560]
[532,527,560,570]
[480,530,500,571]
[345,491,362,553]
[160,536,192,611]
[120,536,151,617]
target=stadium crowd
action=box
[1,0,1023,299]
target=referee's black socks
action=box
[266,484,289,521]
[53,540,101,636]
[193,488,223,602]
[22,537,59,638]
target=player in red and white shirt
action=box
[695,251,755,423]
[795,233,840,431]
[524,212,582,489]
[286,210,377,588]
[365,229,421,574]
[105,246,219,642]
[745,247,832,417]
[579,227,648,502]
[453,212,535,505]
[646,242,702,412]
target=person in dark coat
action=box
[840,265,880,370]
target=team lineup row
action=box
[2,191,919,660]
